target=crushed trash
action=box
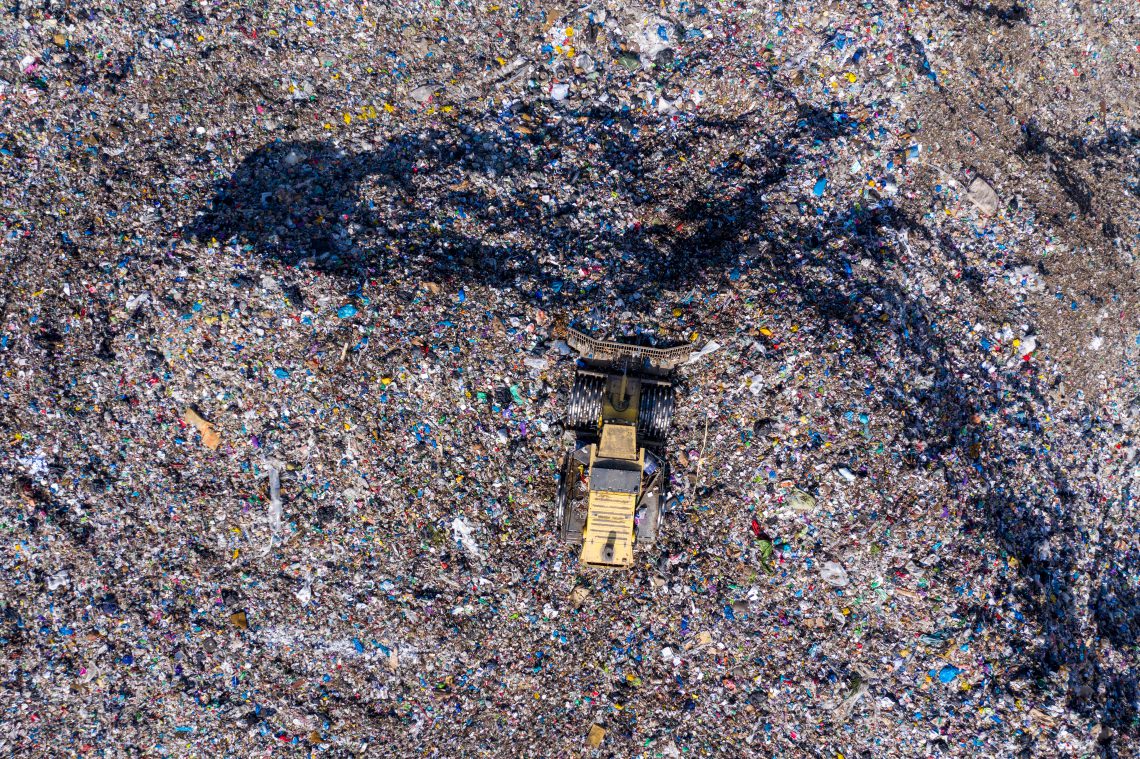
[182,407,221,450]
[2,0,1136,755]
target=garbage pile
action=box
[2,0,1138,755]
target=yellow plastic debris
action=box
[182,408,221,450]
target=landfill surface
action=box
[2,0,1140,756]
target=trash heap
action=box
[1,0,1138,755]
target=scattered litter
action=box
[820,562,850,587]
[787,488,817,512]
[5,2,1135,755]
[182,407,221,450]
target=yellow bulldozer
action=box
[555,329,695,569]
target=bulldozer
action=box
[554,329,695,569]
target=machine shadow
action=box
[191,102,1137,734]
[188,103,819,301]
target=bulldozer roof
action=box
[589,465,641,494]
